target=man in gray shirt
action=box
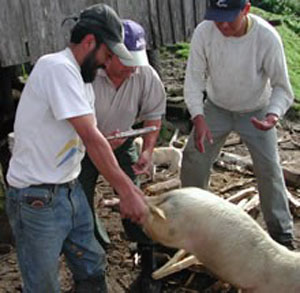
[181,0,296,249]
[79,20,166,292]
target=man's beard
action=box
[80,48,104,83]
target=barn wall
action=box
[0,0,208,67]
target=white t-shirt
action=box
[184,14,294,118]
[7,48,95,188]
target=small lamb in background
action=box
[134,129,185,181]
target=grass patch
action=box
[251,7,300,107]
[162,43,190,60]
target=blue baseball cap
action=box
[119,20,149,66]
[205,0,247,22]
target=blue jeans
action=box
[6,180,107,293]
[181,99,294,242]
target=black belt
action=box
[29,179,77,191]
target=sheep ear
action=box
[149,204,167,220]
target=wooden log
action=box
[152,254,200,280]
[145,178,181,195]
[218,152,299,189]
[236,198,249,209]
[282,164,300,188]
[242,194,260,214]
[220,178,255,194]
[287,191,300,216]
[152,249,187,279]
[224,136,242,147]
[226,187,256,204]
[217,151,253,171]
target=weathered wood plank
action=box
[157,0,173,45]
[169,0,185,43]
[195,0,207,25]
[0,0,208,67]
[182,0,196,41]
[96,0,119,11]
[0,0,28,66]
[147,0,162,48]
[22,0,65,62]
[58,0,99,49]
[116,0,154,47]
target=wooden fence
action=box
[0,0,208,67]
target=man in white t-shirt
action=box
[181,0,296,250]
[79,20,166,293]
[6,4,148,293]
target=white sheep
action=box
[144,187,300,293]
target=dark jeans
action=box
[79,138,153,246]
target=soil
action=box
[0,48,299,293]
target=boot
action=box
[74,274,108,293]
[129,244,162,293]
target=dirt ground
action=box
[0,48,300,292]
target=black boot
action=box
[74,274,108,293]
[129,245,162,293]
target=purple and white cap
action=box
[119,20,149,66]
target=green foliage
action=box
[251,0,300,16]
[20,64,29,83]
[251,7,300,106]
[163,43,190,60]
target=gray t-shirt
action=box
[93,65,166,135]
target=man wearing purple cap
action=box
[79,20,166,292]
[181,0,296,249]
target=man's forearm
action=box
[68,114,134,199]
[84,131,134,198]
[142,119,161,153]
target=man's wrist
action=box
[192,114,205,126]
[266,113,279,123]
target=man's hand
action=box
[119,185,149,224]
[193,115,213,153]
[251,113,279,131]
[68,115,148,224]
[132,150,152,175]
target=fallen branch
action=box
[145,178,181,196]
[218,152,299,188]
[291,138,300,149]
[236,198,249,209]
[220,178,255,194]
[226,187,256,203]
[287,191,300,217]
[218,151,253,171]
[152,254,200,280]
[242,194,260,214]
[152,249,187,279]
[283,164,300,188]
[224,136,242,147]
